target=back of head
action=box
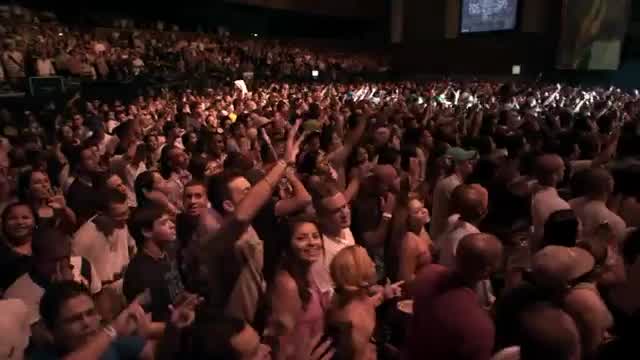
[582,167,613,199]
[310,181,340,215]
[134,171,156,207]
[330,245,376,296]
[450,184,488,223]
[543,209,579,248]
[519,303,580,360]
[208,169,243,214]
[187,309,245,360]
[98,187,128,213]
[535,154,564,187]
[455,232,503,282]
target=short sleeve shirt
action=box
[30,336,145,360]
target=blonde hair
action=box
[330,245,376,294]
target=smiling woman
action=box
[264,218,328,360]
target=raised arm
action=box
[208,120,306,248]
[328,113,367,166]
[274,168,312,217]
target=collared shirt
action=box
[311,228,355,294]
[72,217,136,293]
[531,187,570,250]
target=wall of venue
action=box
[392,0,563,76]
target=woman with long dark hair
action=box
[265,219,327,360]
[17,169,76,232]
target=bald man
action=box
[532,154,570,251]
[406,233,503,360]
[438,184,489,268]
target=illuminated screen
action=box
[460,0,519,33]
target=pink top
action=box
[278,284,327,360]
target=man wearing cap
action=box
[430,147,477,240]
[531,154,571,251]
[531,245,613,358]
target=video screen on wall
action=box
[557,0,630,70]
[460,0,519,33]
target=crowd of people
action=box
[0,5,387,91]
[0,4,640,360]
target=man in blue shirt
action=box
[30,281,155,360]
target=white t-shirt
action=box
[437,214,495,306]
[73,217,136,293]
[430,174,462,240]
[0,299,30,360]
[311,228,355,294]
[569,197,627,244]
[438,214,479,269]
[531,187,570,250]
[3,274,45,324]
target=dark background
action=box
[15,0,640,80]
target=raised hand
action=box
[111,301,147,337]
[168,293,203,330]
[382,192,396,214]
[283,119,306,164]
[296,332,335,360]
[383,278,404,300]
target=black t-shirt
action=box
[0,241,31,292]
[252,199,285,283]
[123,250,184,322]
[66,178,99,226]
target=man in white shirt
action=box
[430,147,477,240]
[531,154,570,251]
[570,167,626,244]
[73,189,136,294]
[438,184,488,269]
[310,183,355,294]
[438,183,495,306]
